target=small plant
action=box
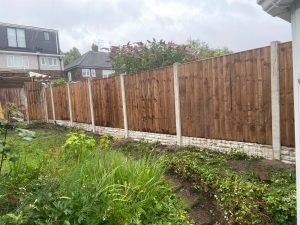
[99,133,112,151]
[0,103,35,175]
[63,131,96,161]
[50,78,66,87]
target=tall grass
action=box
[0,130,191,225]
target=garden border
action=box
[51,120,295,164]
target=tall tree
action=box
[108,39,196,74]
[187,39,233,59]
[64,47,81,66]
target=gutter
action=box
[0,50,64,57]
[0,22,58,32]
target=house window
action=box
[40,57,46,65]
[91,69,96,77]
[48,57,58,66]
[82,69,90,77]
[68,72,72,82]
[7,28,26,48]
[7,55,29,68]
[102,70,114,79]
[44,32,50,41]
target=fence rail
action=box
[22,41,295,157]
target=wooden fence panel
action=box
[279,42,295,147]
[24,82,44,120]
[52,85,70,120]
[125,66,176,134]
[22,42,295,148]
[92,77,123,128]
[70,82,91,123]
[179,46,273,145]
[0,87,27,119]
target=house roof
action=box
[64,51,112,70]
[0,22,58,32]
[257,0,295,22]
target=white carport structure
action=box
[257,0,300,223]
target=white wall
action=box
[0,53,38,71]
[0,53,61,71]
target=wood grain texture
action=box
[52,84,70,120]
[125,66,176,134]
[279,42,295,147]
[24,82,44,120]
[70,82,91,123]
[0,87,27,119]
[179,46,273,145]
[92,76,124,128]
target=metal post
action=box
[270,41,281,160]
[120,74,129,138]
[291,1,300,223]
[87,79,95,132]
[49,83,56,121]
[66,83,73,126]
[173,63,182,146]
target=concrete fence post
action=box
[66,83,73,126]
[23,87,30,123]
[87,79,95,132]
[120,74,129,138]
[43,87,48,122]
[270,41,281,160]
[49,83,56,122]
[173,63,182,146]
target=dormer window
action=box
[7,27,26,48]
[44,32,50,41]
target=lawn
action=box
[0,123,296,225]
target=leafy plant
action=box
[187,38,233,59]
[62,131,96,161]
[99,133,112,151]
[0,129,192,225]
[108,39,196,74]
[51,78,66,87]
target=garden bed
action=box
[0,124,296,225]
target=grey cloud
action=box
[0,0,291,53]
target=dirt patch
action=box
[165,174,221,225]
[228,159,295,182]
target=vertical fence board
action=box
[279,42,295,147]
[70,82,91,123]
[125,67,176,134]
[24,82,44,120]
[52,84,70,120]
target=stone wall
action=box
[52,120,295,164]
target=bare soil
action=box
[166,174,221,225]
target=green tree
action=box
[187,39,233,59]
[64,47,81,66]
[108,39,196,74]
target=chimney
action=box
[92,43,99,52]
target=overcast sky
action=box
[0,0,292,53]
